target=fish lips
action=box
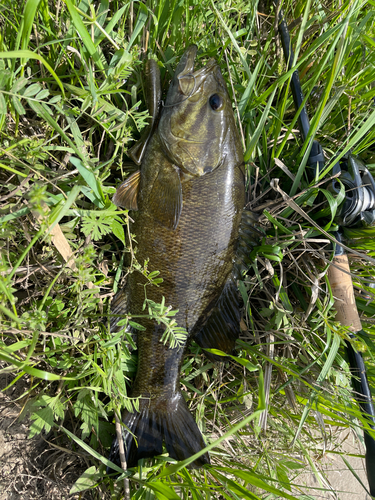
[164,45,219,106]
[177,59,218,98]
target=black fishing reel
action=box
[330,153,375,228]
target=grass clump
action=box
[1,0,375,498]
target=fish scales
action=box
[108,45,245,471]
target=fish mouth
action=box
[177,45,218,96]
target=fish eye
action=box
[209,94,223,111]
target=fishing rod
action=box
[276,8,375,496]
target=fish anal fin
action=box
[194,278,241,362]
[107,392,210,472]
[113,170,141,210]
[149,165,182,230]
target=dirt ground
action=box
[0,371,95,500]
[0,370,372,499]
[296,428,372,499]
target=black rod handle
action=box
[346,337,375,497]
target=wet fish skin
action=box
[108,45,245,471]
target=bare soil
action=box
[0,371,93,500]
[295,428,371,499]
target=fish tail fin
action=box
[107,393,210,473]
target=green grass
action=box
[1,0,375,498]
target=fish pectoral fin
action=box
[149,164,182,230]
[107,392,210,473]
[194,277,241,362]
[113,170,141,210]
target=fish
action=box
[108,45,245,471]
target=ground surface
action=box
[0,371,371,499]
[297,428,371,499]
[0,371,94,500]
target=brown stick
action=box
[328,254,362,332]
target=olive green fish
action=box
[108,45,245,470]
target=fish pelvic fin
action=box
[107,392,210,473]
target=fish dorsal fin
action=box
[128,59,162,165]
[113,170,141,210]
[194,277,241,362]
[149,165,182,230]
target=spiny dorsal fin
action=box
[113,170,141,210]
[128,59,162,165]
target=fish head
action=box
[159,45,237,176]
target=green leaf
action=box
[22,83,42,97]
[0,349,74,381]
[95,5,128,47]
[111,218,125,243]
[59,425,127,475]
[81,213,112,240]
[209,470,261,499]
[128,320,146,331]
[244,88,277,162]
[127,3,148,51]
[0,51,65,97]
[47,185,81,235]
[147,481,181,500]
[21,0,42,51]
[12,96,26,115]
[227,468,300,500]
[69,466,100,494]
[35,88,50,100]
[70,157,105,206]
[205,349,259,372]
[73,389,101,439]
[11,76,28,93]
[28,100,81,156]
[0,93,6,115]
[29,406,54,438]
[276,464,291,491]
[63,0,105,71]
[0,205,30,222]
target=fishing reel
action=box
[330,153,375,228]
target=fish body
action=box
[109,46,245,470]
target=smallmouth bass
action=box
[108,45,245,470]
